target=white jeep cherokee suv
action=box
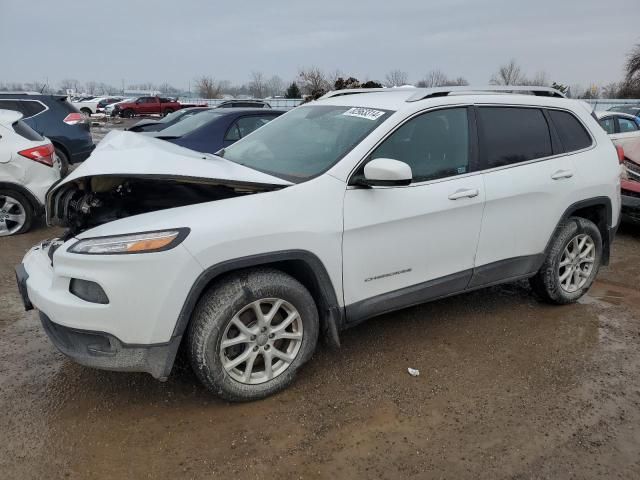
[16,86,621,401]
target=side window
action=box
[479,107,552,168]
[370,107,470,182]
[598,117,615,135]
[618,117,639,133]
[224,123,241,141]
[22,101,46,117]
[0,99,23,114]
[547,110,592,152]
[235,116,276,138]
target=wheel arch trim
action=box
[171,250,343,346]
[547,196,615,265]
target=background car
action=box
[113,96,181,118]
[146,108,284,154]
[606,104,640,118]
[0,92,94,176]
[215,99,271,109]
[127,107,212,132]
[0,110,60,235]
[105,97,135,116]
[73,96,124,115]
[596,111,640,161]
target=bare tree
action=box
[620,43,640,98]
[519,71,549,86]
[158,82,179,95]
[249,71,266,98]
[450,76,469,86]
[384,69,408,87]
[416,70,449,88]
[0,82,24,92]
[490,59,525,86]
[298,66,330,95]
[195,76,223,98]
[266,75,284,97]
[601,82,621,99]
[24,80,48,93]
[59,78,80,92]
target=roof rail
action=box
[406,85,566,102]
[0,91,42,95]
[319,87,407,99]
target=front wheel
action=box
[530,217,602,304]
[122,109,135,118]
[187,268,319,401]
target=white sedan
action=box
[0,110,60,235]
[596,111,640,163]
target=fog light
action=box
[69,279,109,304]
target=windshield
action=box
[157,110,226,137]
[221,105,392,182]
[159,108,208,125]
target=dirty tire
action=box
[0,189,34,235]
[187,268,319,401]
[80,107,92,116]
[530,217,602,304]
[53,147,69,177]
[162,108,174,116]
[123,109,135,118]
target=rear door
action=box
[471,106,591,286]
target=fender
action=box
[171,249,344,347]
[545,196,615,265]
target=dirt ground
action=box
[1,120,639,478]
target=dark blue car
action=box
[144,108,285,154]
[0,93,95,175]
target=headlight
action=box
[69,229,189,255]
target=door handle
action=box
[448,188,479,200]
[551,169,573,180]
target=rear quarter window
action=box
[547,110,592,152]
[12,120,44,141]
[478,107,552,168]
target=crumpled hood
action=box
[57,130,292,189]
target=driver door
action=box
[342,107,485,319]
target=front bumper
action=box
[39,312,180,380]
[17,238,203,377]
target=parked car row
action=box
[0,92,95,175]
[13,86,630,402]
[72,96,125,115]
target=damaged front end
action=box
[46,130,291,236]
[47,174,282,236]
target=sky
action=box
[1,0,639,90]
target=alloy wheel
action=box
[0,195,27,236]
[558,233,596,293]
[219,298,304,385]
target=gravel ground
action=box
[1,123,639,478]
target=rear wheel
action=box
[162,108,174,116]
[187,268,319,401]
[530,217,602,304]
[80,107,92,116]
[0,190,33,236]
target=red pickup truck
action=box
[112,96,182,118]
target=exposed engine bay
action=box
[48,175,283,238]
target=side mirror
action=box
[363,158,412,186]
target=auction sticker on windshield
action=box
[342,107,386,120]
